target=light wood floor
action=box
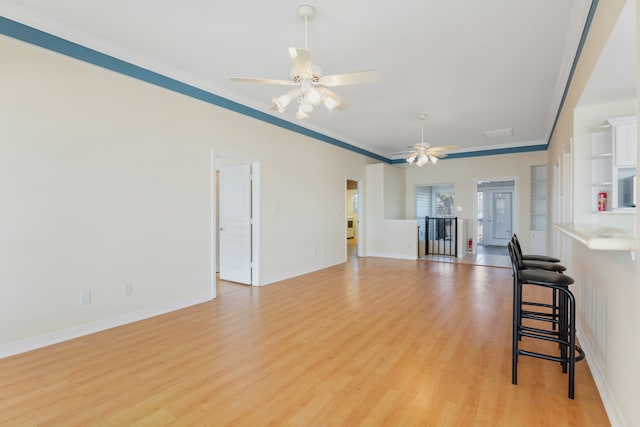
[0,258,609,426]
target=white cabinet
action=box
[530,165,547,254]
[591,116,636,211]
[613,119,637,167]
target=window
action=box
[416,184,455,218]
[435,191,454,216]
[416,184,455,240]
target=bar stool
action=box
[507,241,585,399]
[512,233,560,263]
[510,235,566,329]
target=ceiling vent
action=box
[484,128,514,139]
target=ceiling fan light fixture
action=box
[272,94,291,113]
[305,87,322,105]
[231,5,377,120]
[404,114,457,166]
[323,95,340,112]
[301,102,314,114]
[295,108,309,119]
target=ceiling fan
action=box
[405,115,458,166]
[230,4,378,119]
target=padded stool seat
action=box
[520,260,566,272]
[520,268,573,285]
[522,254,561,263]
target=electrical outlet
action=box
[80,290,91,305]
[123,284,133,296]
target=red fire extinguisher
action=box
[598,191,607,211]
[468,238,473,253]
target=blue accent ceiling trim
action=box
[0,16,390,163]
[546,0,599,147]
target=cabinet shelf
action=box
[591,115,637,212]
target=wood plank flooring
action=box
[0,258,609,426]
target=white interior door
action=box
[219,163,252,284]
[486,190,513,246]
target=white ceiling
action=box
[579,0,637,107]
[1,0,634,160]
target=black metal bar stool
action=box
[507,242,585,399]
[512,233,560,263]
[510,235,566,329]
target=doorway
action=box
[346,179,361,259]
[215,156,260,285]
[474,178,517,253]
[485,189,513,245]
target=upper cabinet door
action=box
[614,120,637,167]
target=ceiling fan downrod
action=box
[297,4,315,50]
[420,114,427,145]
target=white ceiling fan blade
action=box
[428,145,459,152]
[387,150,414,156]
[231,77,297,86]
[289,47,313,77]
[318,70,379,87]
[428,152,448,158]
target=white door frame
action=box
[472,176,519,254]
[210,151,218,299]
[346,176,364,258]
[214,153,260,286]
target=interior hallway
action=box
[347,237,358,260]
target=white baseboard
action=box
[577,329,625,427]
[0,293,213,359]
[366,251,418,260]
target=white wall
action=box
[365,164,418,259]
[547,1,639,425]
[404,151,547,253]
[0,35,371,355]
[383,162,406,219]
